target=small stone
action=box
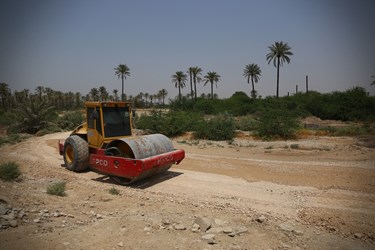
[162,218,172,225]
[293,229,304,236]
[223,227,234,234]
[278,223,294,232]
[33,219,41,223]
[191,223,200,232]
[10,220,18,227]
[202,234,216,244]
[174,224,186,230]
[235,226,248,235]
[18,211,26,219]
[256,215,266,223]
[143,226,152,231]
[228,232,236,237]
[354,233,363,239]
[118,241,124,247]
[207,227,223,234]
[1,219,10,227]
[0,206,8,216]
[96,214,103,219]
[214,218,225,226]
[1,213,15,221]
[194,217,211,232]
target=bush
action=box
[136,110,204,137]
[235,115,258,131]
[326,126,367,136]
[255,109,300,140]
[9,100,57,134]
[56,110,84,130]
[194,114,236,141]
[0,162,21,181]
[47,181,66,196]
[0,133,31,147]
[108,187,120,195]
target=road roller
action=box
[58,101,185,185]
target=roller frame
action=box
[88,147,185,181]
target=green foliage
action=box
[235,115,258,131]
[194,114,236,141]
[57,110,84,130]
[325,126,368,137]
[255,108,300,140]
[305,87,375,122]
[8,100,57,134]
[47,181,66,196]
[136,110,204,137]
[0,162,21,181]
[0,133,31,147]
[0,110,16,126]
[108,187,120,195]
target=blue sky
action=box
[1,0,374,99]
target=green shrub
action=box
[290,144,299,149]
[0,133,31,147]
[108,187,120,195]
[194,114,236,141]
[0,110,17,126]
[255,109,300,140]
[57,110,84,130]
[47,181,66,196]
[326,126,367,136]
[136,110,204,137]
[9,100,57,134]
[0,162,21,181]
[235,115,258,131]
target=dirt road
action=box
[0,132,374,249]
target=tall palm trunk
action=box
[194,78,197,100]
[276,56,280,98]
[251,78,255,98]
[121,76,124,101]
[178,85,182,104]
[210,82,214,100]
[189,72,193,99]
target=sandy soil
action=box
[0,130,374,250]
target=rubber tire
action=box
[63,135,89,172]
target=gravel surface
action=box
[0,131,374,250]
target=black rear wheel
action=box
[63,135,89,172]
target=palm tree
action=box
[35,86,45,101]
[98,86,109,101]
[172,71,187,104]
[113,89,119,101]
[203,71,221,100]
[191,66,202,100]
[114,64,130,101]
[144,93,149,107]
[74,92,82,108]
[158,89,168,108]
[266,41,293,98]
[13,100,55,134]
[187,67,194,99]
[243,64,261,98]
[0,82,10,108]
[89,88,99,101]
